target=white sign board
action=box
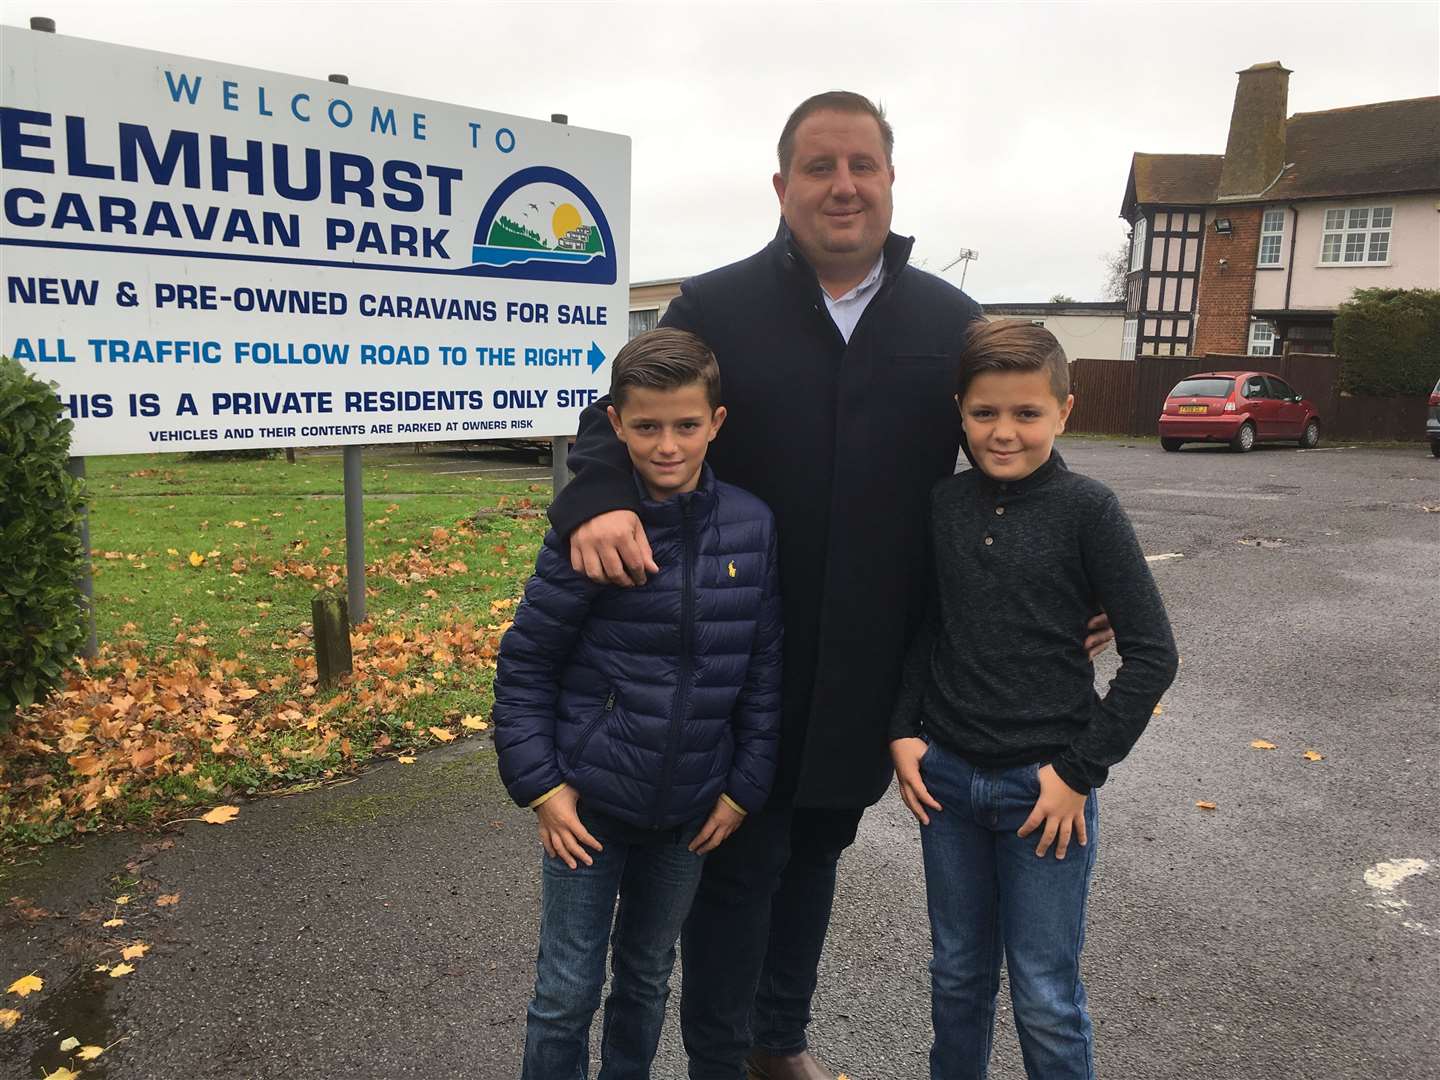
[0,27,630,456]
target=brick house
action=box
[1118,63,1438,360]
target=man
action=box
[549,92,1110,1080]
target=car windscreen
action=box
[1169,377,1235,398]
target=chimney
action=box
[1217,61,1291,198]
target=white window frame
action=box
[1318,205,1392,265]
[628,307,660,339]
[1248,320,1276,357]
[1129,216,1147,272]
[1258,208,1285,267]
[1121,318,1138,361]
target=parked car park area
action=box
[1159,370,1322,452]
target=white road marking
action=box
[1138,488,1284,501]
[1145,553,1185,563]
[1364,858,1434,936]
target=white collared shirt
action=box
[821,255,885,343]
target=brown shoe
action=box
[745,1049,836,1080]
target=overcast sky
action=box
[2,0,1436,303]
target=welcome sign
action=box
[0,27,631,455]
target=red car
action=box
[1159,371,1321,453]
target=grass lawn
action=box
[1,447,551,853]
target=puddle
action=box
[5,969,118,1078]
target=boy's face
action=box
[958,369,1074,483]
[607,382,726,501]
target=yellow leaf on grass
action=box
[460,715,488,731]
[0,1007,20,1029]
[7,974,42,997]
[188,551,204,567]
[397,755,416,764]
[1250,739,1277,750]
[429,727,455,743]
[1195,801,1218,811]
[108,963,134,978]
[121,943,149,961]
[155,893,180,907]
[201,805,240,825]
[166,548,179,556]
[102,918,125,928]
[1303,750,1325,762]
[76,1045,106,1061]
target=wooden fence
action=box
[1068,353,1423,442]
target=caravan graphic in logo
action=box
[466,166,617,284]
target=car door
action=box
[1265,376,1305,438]
[1240,375,1274,437]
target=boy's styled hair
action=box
[610,327,722,411]
[956,320,1071,404]
[777,91,894,176]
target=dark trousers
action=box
[680,803,865,1080]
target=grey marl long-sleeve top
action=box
[889,451,1178,794]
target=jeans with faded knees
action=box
[521,804,704,1080]
[917,738,1098,1080]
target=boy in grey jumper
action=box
[890,320,1178,1080]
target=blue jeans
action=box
[918,739,1099,1080]
[680,804,864,1079]
[522,805,705,1080]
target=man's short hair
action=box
[777,91,894,176]
[611,328,722,411]
[956,320,1071,404]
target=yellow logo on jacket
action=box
[727,560,737,579]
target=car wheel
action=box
[1230,422,1256,453]
[1161,438,1183,452]
[1298,419,1321,449]
[1431,440,1440,459]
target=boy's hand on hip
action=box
[569,510,659,587]
[689,797,744,854]
[1018,764,1088,859]
[1084,611,1114,660]
[891,737,942,825]
[535,784,603,869]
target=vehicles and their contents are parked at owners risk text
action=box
[1428,376,1440,459]
[1159,371,1321,454]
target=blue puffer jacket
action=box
[493,466,782,829]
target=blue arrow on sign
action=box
[588,341,606,373]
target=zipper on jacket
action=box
[653,499,695,826]
[569,689,616,766]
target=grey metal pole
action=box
[342,444,365,623]
[550,112,572,497]
[67,457,98,659]
[326,73,366,623]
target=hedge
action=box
[0,357,86,722]
[1333,288,1440,397]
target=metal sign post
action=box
[550,111,572,497]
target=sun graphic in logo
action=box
[552,203,582,241]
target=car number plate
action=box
[1178,405,1207,414]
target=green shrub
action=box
[1334,288,1440,397]
[0,357,86,722]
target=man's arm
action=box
[1052,495,1180,794]
[492,530,603,808]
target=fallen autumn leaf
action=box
[108,963,135,978]
[1303,750,1325,762]
[1250,739,1277,750]
[0,1007,19,1029]
[76,1046,106,1061]
[121,943,149,961]
[201,805,240,825]
[1195,801,1218,811]
[155,893,180,907]
[6,974,42,997]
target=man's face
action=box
[773,109,894,273]
[958,370,1074,483]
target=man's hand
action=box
[1084,611,1114,660]
[569,510,659,587]
[535,784,604,869]
[891,737,942,826]
[1017,765,1088,859]
[689,797,745,854]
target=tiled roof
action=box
[1264,96,1440,200]
[1122,154,1223,217]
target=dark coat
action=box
[549,225,983,808]
[495,467,783,829]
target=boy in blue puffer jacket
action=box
[494,327,783,1079]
